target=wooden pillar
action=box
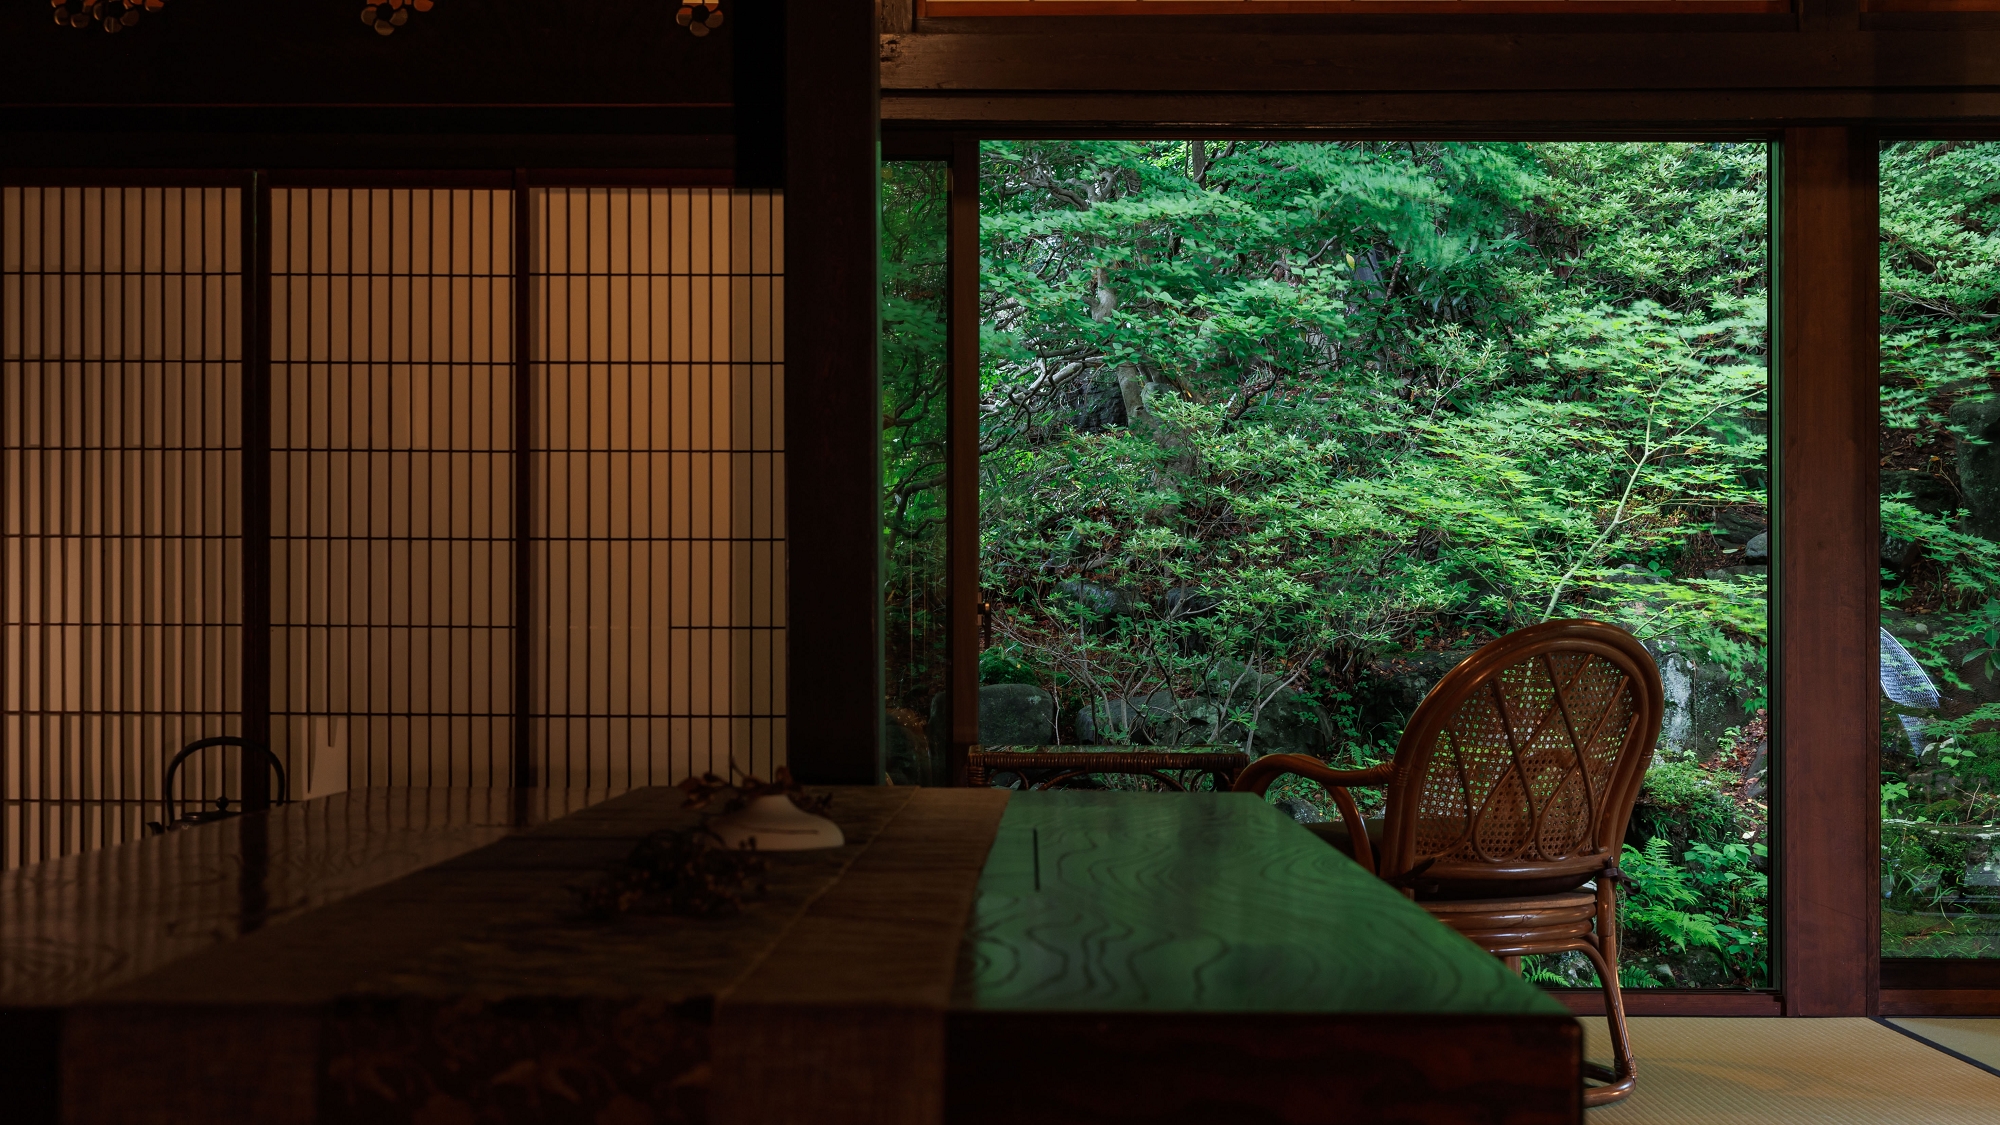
[241,170,273,809]
[947,139,980,785]
[780,0,883,784]
[1776,126,1879,1017]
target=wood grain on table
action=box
[957,790,1562,1014]
[53,785,937,1125]
[1,787,615,1008]
[948,792,1581,1125]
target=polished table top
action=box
[0,787,621,1008]
[5,785,1580,1125]
[958,790,1563,1015]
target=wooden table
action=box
[4,786,1578,1125]
[946,792,1579,1124]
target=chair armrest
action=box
[1232,754,1395,875]
[1233,753,1393,796]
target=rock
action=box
[1702,565,1769,580]
[1952,397,2000,542]
[1882,533,1922,575]
[1601,563,1668,586]
[1054,580,1134,633]
[1738,740,1768,802]
[1077,691,1178,744]
[1712,510,1766,545]
[1161,586,1220,620]
[928,691,949,776]
[1882,470,1958,517]
[1651,645,1751,763]
[1742,532,1768,562]
[885,709,929,786]
[1274,797,1326,824]
[1356,649,1479,746]
[980,682,1055,747]
[1074,367,1127,432]
[1247,690,1331,758]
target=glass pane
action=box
[979,140,1771,988]
[1879,141,2000,961]
[881,161,951,785]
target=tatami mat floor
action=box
[1887,1017,2000,1074]
[1578,1017,2000,1123]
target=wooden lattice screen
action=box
[0,178,784,870]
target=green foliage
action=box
[882,162,951,713]
[1618,836,1768,988]
[972,139,1773,986]
[1960,599,2000,683]
[980,141,1770,699]
[1875,142,2000,956]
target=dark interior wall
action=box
[1,0,729,107]
[0,0,749,169]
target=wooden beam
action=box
[879,26,2000,95]
[1551,989,1786,1016]
[1776,126,1878,1018]
[880,89,2000,130]
[783,0,884,784]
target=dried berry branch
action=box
[574,826,767,919]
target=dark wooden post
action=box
[947,138,981,785]
[781,0,883,784]
[512,170,536,791]
[241,170,273,809]
[1776,126,1879,1017]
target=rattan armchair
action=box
[1234,619,1663,1108]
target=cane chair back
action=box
[1377,620,1662,899]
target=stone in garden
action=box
[1077,691,1177,744]
[1712,510,1766,544]
[884,709,928,786]
[1074,367,1128,432]
[928,691,948,776]
[1650,643,1750,763]
[1161,586,1219,619]
[1244,690,1331,759]
[1742,532,1768,562]
[1601,563,1667,585]
[1274,797,1326,824]
[1881,469,1957,517]
[1054,580,1133,630]
[1356,648,1479,746]
[1951,396,2000,542]
[980,682,1055,746]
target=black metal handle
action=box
[162,737,288,828]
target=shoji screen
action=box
[1,184,244,868]
[530,188,785,787]
[1,178,785,868]
[268,187,515,789]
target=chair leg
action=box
[1573,905,1637,1107]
